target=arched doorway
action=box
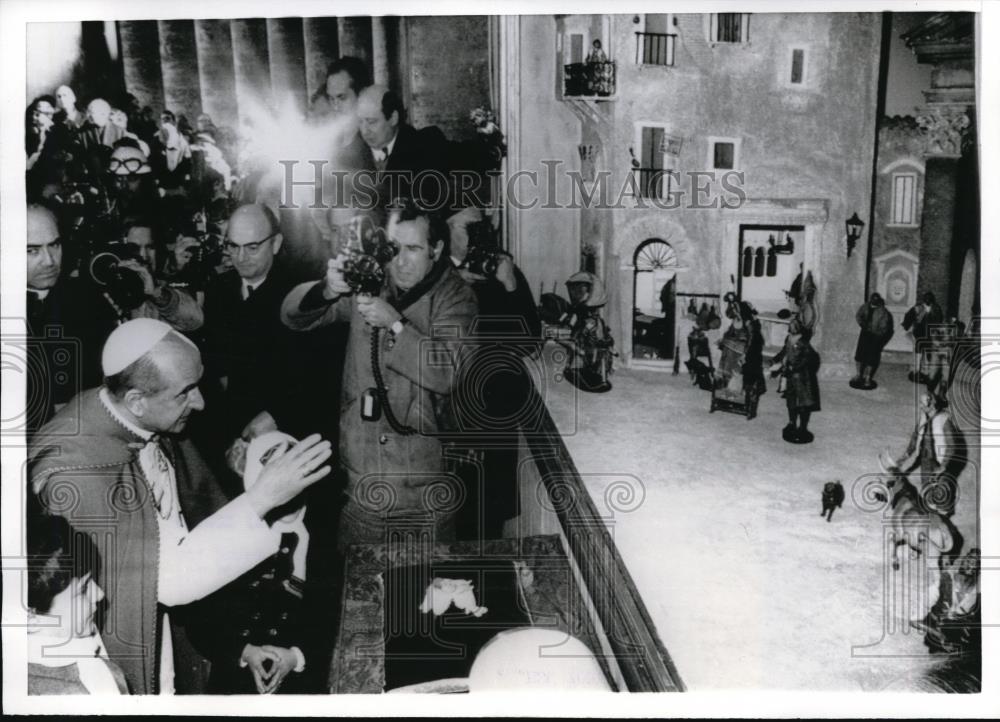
[632,239,678,361]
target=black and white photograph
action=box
[1,0,997,716]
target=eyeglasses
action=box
[33,108,55,117]
[223,231,278,257]
[109,157,147,174]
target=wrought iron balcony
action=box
[563,60,617,98]
[635,32,676,66]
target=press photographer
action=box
[88,224,204,331]
[281,199,478,549]
[446,206,542,540]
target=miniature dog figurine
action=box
[821,481,845,521]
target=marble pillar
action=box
[230,18,272,126]
[119,20,164,112]
[194,20,239,130]
[266,18,307,115]
[371,16,390,87]
[337,17,373,71]
[302,17,340,100]
[157,20,201,119]
[916,106,971,315]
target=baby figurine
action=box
[420,578,488,618]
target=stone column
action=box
[302,17,340,100]
[157,20,201,119]
[230,18,272,126]
[267,18,307,115]
[916,106,971,313]
[119,20,164,112]
[337,17,373,70]
[371,16,390,86]
[194,20,238,130]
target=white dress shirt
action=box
[371,133,398,164]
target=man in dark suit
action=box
[446,207,543,539]
[355,85,450,213]
[26,204,112,433]
[200,204,305,447]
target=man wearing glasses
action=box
[26,96,72,201]
[201,204,309,460]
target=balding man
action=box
[26,205,114,430]
[30,319,333,695]
[25,205,202,433]
[201,204,313,449]
[54,84,85,131]
[355,85,449,212]
[78,98,126,152]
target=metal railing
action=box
[563,61,617,97]
[635,32,676,66]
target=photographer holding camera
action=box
[90,223,204,332]
[281,200,477,549]
[446,206,542,539]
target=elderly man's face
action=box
[126,226,157,268]
[27,208,62,290]
[387,216,441,292]
[87,101,111,128]
[139,343,205,434]
[357,93,397,150]
[55,86,75,111]
[325,71,358,118]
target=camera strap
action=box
[365,258,455,437]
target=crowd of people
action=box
[24,58,541,695]
[22,59,978,696]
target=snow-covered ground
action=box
[543,359,979,691]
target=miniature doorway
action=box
[632,239,678,361]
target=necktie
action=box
[375,147,389,172]
[243,283,256,301]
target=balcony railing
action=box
[563,60,617,98]
[635,32,677,67]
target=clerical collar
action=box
[99,387,153,441]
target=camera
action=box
[339,215,398,295]
[462,218,507,277]
[89,243,147,313]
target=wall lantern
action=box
[845,213,864,258]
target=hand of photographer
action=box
[324,255,352,300]
[173,236,201,271]
[457,268,488,284]
[118,259,158,298]
[244,434,332,519]
[356,296,400,329]
[494,255,517,292]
